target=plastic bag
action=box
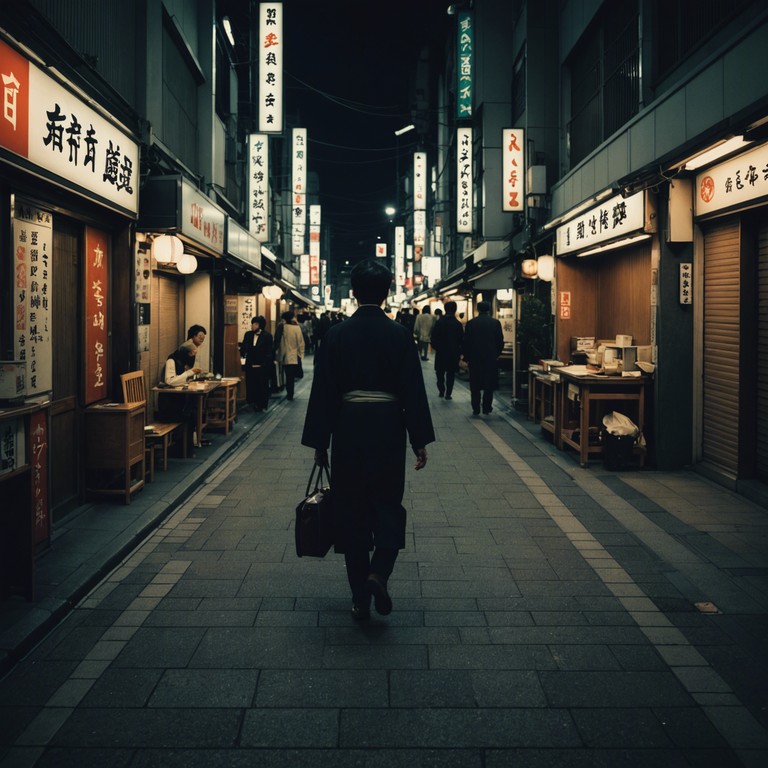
[602,411,639,437]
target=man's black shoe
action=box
[438,391,444,398]
[351,601,370,621]
[445,395,452,400]
[366,574,392,616]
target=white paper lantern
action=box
[537,255,555,282]
[153,234,183,264]
[176,253,198,274]
[262,284,283,300]
[521,258,538,278]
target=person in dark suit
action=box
[430,300,464,399]
[302,260,435,621]
[461,300,504,415]
[240,316,273,411]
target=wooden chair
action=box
[120,372,186,481]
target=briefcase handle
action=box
[306,461,331,497]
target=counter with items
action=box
[556,366,647,467]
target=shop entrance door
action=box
[50,217,82,519]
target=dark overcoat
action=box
[301,305,435,552]
[430,314,464,373]
[461,312,504,389]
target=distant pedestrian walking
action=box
[414,305,437,361]
[461,300,504,415]
[278,311,305,401]
[430,300,464,399]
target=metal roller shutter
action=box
[702,220,740,476]
[758,225,768,481]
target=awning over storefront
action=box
[467,259,515,290]
[463,239,512,264]
[288,288,318,308]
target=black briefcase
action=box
[295,462,333,557]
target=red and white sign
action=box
[694,142,768,217]
[309,204,321,258]
[502,128,525,211]
[0,39,139,214]
[375,243,386,258]
[13,202,53,395]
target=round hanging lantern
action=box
[521,258,538,278]
[176,253,198,274]
[537,255,555,282]
[152,234,183,264]
[262,284,283,301]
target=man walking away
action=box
[461,300,504,415]
[430,300,464,399]
[302,260,435,620]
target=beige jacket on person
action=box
[279,322,305,365]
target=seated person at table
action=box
[157,342,209,448]
[163,342,201,386]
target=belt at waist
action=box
[342,389,399,403]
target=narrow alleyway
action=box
[1,360,767,767]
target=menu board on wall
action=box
[13,201,53,395]
[84,227,109,405]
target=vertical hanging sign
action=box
[414,152,427,210]
[258,3,283,133]
[457,13,473,118]
[84,227,109,405]
[292,127,307,256]
[679,262,692,305]
[456,127,473,233]
[395,225,405,291]
[13,201,53,395]
[30,409,49,545]
[309,205,321,286]
[248,133,269,242]
[502,128,525,211]
[309,204,321,257]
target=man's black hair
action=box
[351,259,392,305]
[187,324,207,339]
[444,301,457,315]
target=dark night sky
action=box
[281,0,451,268]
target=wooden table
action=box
[529,371,562,445]
[557,369,647,467]
[205,377,239,434]
[153,380,221,448]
